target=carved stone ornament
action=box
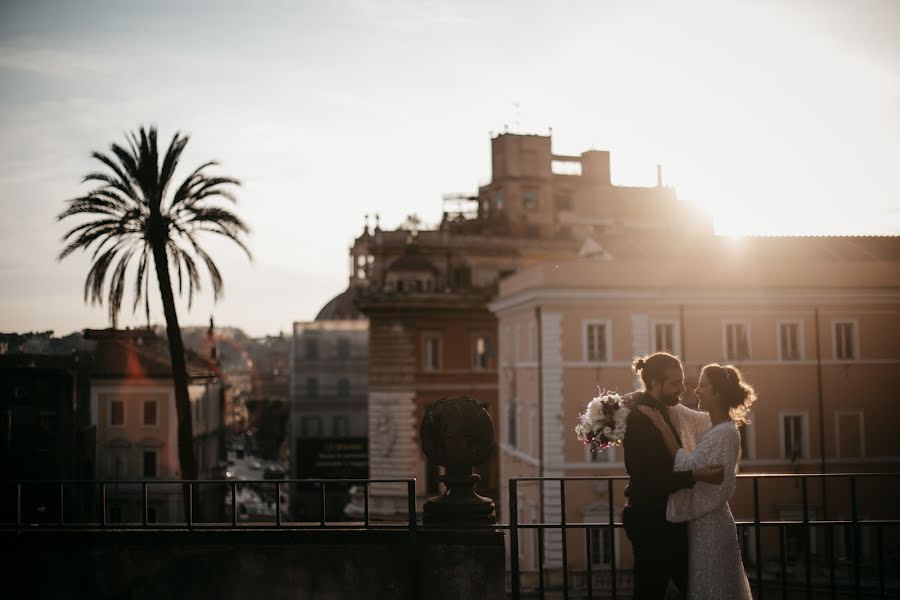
[420,396,496,526]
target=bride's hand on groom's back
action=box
[692,464,725,485]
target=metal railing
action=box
[6,474,899,599]
[508,473,900,600]
[1,478,417,530]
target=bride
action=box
[638,363,755,599]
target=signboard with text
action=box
[295,437,368,480]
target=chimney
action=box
[581,150,611,184]
[657,164,664,187]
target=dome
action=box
[315,287,363,321]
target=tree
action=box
[58,125,251,485]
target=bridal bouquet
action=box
[575,389,630,452]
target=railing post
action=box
[407,479,418,600]
[560,479,568,599]
[101,483,106,527]
[275,482,281,527]
[320,482,327,527]
[538,526,545,598]
[187,482,193,528]
[850,476,860,598]
[59,482,64,526]
[509,479,520,600]
[801,477,811,599]
[584,524,593,600]
[753,477,763,599]
[231,481,237,527]
[363,483,370,527]
[608,478,617,600]
[142,482,148,527]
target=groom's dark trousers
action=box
[622,393,695,599]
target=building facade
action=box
[290,290,369,519]
[349,132,700,516]
[86,328,224,523]
[490,237,900,577]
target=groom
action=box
[622,352,724,599]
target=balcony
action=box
[2,473,898,599]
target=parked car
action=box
[263,466,286,480]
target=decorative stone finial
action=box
[420,396,496,526]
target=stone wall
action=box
[3,528,504,600]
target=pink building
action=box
[491,236,900,578]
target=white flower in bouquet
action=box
[575,389,630,452]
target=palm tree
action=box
[58,125,251,486]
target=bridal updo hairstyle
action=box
[701,363,756,425]
[632,352,681,388]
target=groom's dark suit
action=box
[622,392,695,599]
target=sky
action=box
[1,0,899,337]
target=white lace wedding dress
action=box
[667,419,753,599]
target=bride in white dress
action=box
[638,363,756,599]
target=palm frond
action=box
[60,124,250,328]
[185,236,224,300]
[132,246,151,313]
[158,132,189,202]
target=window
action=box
[522,190,539,210]
[494,192,505,210]
[778,321,803,361]
[473,336,489,370]
[336,337,350,359]
[110,399,125,427]
[585,321,611,362]
[423,334,440,371]
[833,321,857,360]
[507,398,518,448]
[780,413,809,461]
[589,527,613,566]
[301,416,323,437]
[333,416,350,437]
[336,378,350,398]
[305,337,318,359]
[146,506,157,524]
[835,411,865,458]
[652,321,678,354]
[306,377,319,398]
[109,506,122,524]
[143,450,157,478]
[724,322,750,361]
[142,400,158,427]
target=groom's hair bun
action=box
[702,364,757,425]
[633,352,681,389]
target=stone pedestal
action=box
[419,396,496,526]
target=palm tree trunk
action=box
[150,236,198,520]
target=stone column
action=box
[416,396,504,600]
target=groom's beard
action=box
[660,392,681,407]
